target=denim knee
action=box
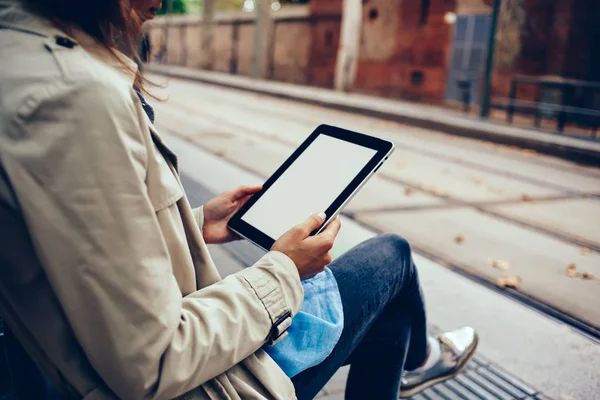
[379,233,412,260]
[378,233,416,283]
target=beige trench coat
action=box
[0,2,303,399]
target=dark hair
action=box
[25,0,150,91]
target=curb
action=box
[147,64,600,167]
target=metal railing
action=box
[494,75,600,140]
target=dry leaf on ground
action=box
[521,149,537,157]
[471,176,484,185]
[430,187,450,198]
[404,187,414,196]
[582,272,595,280]
[418,184,449,198]
[495,276,522,289]
[454,234,464,244]
[489,259,511,271]
[580,247,592,256]
[566,264,578,277]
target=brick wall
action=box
[352,0,456,103]
[144,0,598,107]
[490,0,599,100]
[306,0,342,88]
[145,7,315,83]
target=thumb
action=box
[296,212,327,237]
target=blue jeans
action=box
[291,234,429,400]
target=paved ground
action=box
[148,73,600,335]
[152,82,600,399]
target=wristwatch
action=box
[268,311,292,345]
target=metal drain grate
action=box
[182,175,550,400]
[407,357,545,400]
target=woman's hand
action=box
[202,185,262,244]
[272,213,342,280]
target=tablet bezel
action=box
[227,124,395,251]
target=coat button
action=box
[55,36,76,49]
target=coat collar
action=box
[0,0,137,87]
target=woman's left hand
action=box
[202,185,262,244]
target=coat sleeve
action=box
[2,80,303,400]
[192,206,205,231]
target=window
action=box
[411,71,425,87]
[368,7,379,21]
[420,0,431,26]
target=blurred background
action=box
[145,0,600,139]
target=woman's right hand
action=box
[272,213,342,280]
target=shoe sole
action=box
[399,333,480,399]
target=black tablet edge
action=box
[228,124,394,251]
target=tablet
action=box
[228,124,395,251]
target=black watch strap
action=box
[268,311,292,345]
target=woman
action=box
[0,0,477,399]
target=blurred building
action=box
[308,0,600,106]
[146,0,600,106]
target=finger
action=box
[230,185,262,201]
[295,212,326,238]
[320,215,342,241]
[305,217,340,252]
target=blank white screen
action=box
[242,134,377,240]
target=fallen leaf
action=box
[490,259,511,270]
[404,187,414,196]
[580,247,592,256]
[495,276,522,289]
[521,149,537,157]
[565,264,578,277]
[471,176,484,185]
[582,272,595,280]
[396,161,407,168]
[521,194,533,201]
[433,189,450,198]
[454,234,464,244]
